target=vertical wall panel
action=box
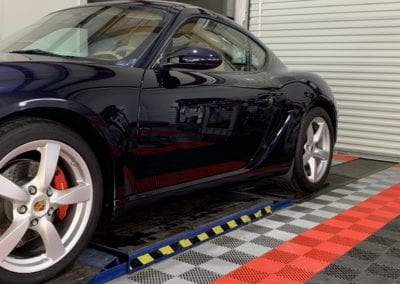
[250,0,400,162]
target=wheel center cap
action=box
[33,199,47,212]
[30,195,50,217]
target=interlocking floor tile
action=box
[288,218,318,229]
[218,250,255,265]
[278,224,308,234]
[226,229,259,242]
[151,259,194,276]
[175,251,213,266]
[127,268,174,284]
[192,242,231,258]
[322,263,360,281]
[366,263,400,279]
[113,166,400,284]
[180,267,221,284]
[235,242,272,257]
[199,258,239,275]
[240,223,271,235]
[210,236,245,249]
[263,229,296,241]
[251,235,282,248]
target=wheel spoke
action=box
[0,175,29,202]
[35,143,61,190]
[308,157,317,182]
[36,219,65,261]
[303,151,312,164]
[314,148,330,161]
[0,218,30,262]
[306,125,314,146]
[52,183,91,205]
[313,122,326,143]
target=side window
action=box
[165,18,250,72]
[250,40,267,71]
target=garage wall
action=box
[249,0,400,162]
[0,0,85,39]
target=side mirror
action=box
[160,47,222,70]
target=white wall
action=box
[234,0,248,27]
[0,0,86,39]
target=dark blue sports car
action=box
[0,1,336,282]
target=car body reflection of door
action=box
[134,17,274,192]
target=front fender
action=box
[0,98,125,216]
[0,98,122,151]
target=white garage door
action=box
[249,0,400,162]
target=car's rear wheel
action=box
[0,118,102,283]
[282,107,334,192]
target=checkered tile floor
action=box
[110,165,400,284]
[309,216,400,283]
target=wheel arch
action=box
[0,105,118,218]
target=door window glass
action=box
[165,18,251,72]
[250,40,266,71]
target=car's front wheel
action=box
[0,118,102,283]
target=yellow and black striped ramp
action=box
[128,199,292,271]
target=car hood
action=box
[0,52,142,97]
[0,52,115,86]
[0,52,93,63]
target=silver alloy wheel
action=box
[303,117,331,183]
[0,140,93,273]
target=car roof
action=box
[73,0,196,11]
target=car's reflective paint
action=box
[0,1,337,217]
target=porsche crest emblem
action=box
[33,199,46,212]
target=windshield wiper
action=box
[10,49,70,58]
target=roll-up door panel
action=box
[250,0,400,161]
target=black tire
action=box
[281,107,334,192]
[0,117,103,284]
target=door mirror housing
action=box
[160,47,222,70]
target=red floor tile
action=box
[314,223,342,234]
[276,265,315,282]
[317,241,351,255]
[328,235,359,247]
[290,256,328,272]
[303,248,340,262]
[213,277,248,284]
[337,229,370,241]
[214,183,400,284]
[301,229,334,241]
[227,266,270,284]
[334,214,360,223]
[259,274,300,284]
[323,218,353,229]
[246,258,286,274]
[278,242,313,255]
[262,249,298,264]
[290,235,323,247]
[333,154,358,161]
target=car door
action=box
[133,17,273,192]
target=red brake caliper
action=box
[51,166,69,221]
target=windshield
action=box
[0,5,168,62]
